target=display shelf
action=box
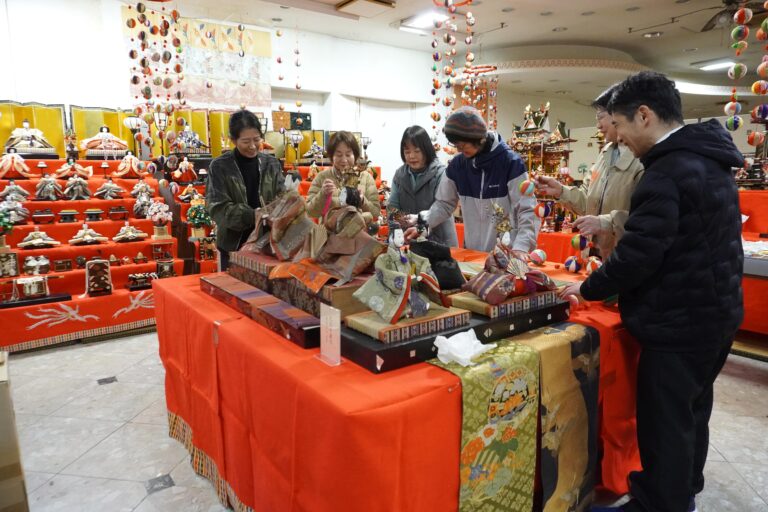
[7,219,155,246]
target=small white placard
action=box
[317,303,342,367]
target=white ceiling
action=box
[163,0,766,118]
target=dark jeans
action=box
[629,341,732,512]
[219,250,230,271]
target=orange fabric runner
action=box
[740,190,768,235]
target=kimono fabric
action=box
[240,190,314,261]
[352,246,439,324]
[430,343,540,512]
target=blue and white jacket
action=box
[426,132,539,252]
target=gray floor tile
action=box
[27,474,146,512]
[83,333,159,357]
[11,376,97,416]
[709,412,768,465]
[14,413,46,428]
[50,382,164,422]
[116,353,165,386]
[24,471,56,494]
[733,462,768,502]
[698,461,768,512]
[53,352,149,380]
[132,485,229,512]
[707,444,725,462]
[61,423,188,482]
[18,416,123,473]
[169,459,215,491]
[130,398,169,426]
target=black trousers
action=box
[219,250,230,271]
[629,341,732,512]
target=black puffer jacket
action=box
[581,119,744,351]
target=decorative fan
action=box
[701,1,767,32]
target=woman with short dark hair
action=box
[305,131,379,219]
[388,126,457,247]
[206,109,285,269]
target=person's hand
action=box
[558,282,583,299]
[416,275,423,282]
[404,226,420,241]
[574,215,602,236]
[321,179,336,197]
[535,175,563,198]
[510,249,530,262]
[404,214,418,226]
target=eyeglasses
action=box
[449,141,472,150]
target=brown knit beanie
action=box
[443,106,488,143]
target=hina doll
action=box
[112,222,149,242]
[133,190,152,218]
[0,150,35,179]
[240,172,314,261]
[54,157,93,179]
[0,179,30,202]
[177,184,196,203]
[462,203,556,305]
[79,126,129,152]
[94,177,126,200]
[409,213,466,291]
[0,197,30,224]
[171,157,197,182]
[175,125,210,151]
[64,175,91,200]
[4,120,55,152]
[353,219,442,324]
[130,177,154,198]
[69,223,109,245]
[35,173,63,201]
[112,152,147,178]
[18,227,61,248]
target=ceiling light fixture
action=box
[581,11,595,16]
[540,11,553,16]
[552,26,567,32]
[501,7,514,12]
[692,59,736,71]
[398,26,429,35]
[675,0,690,3]
[271,17,283,22]
[626,6,640,11]
[643,31,662,38]
[400,11,449,29]
[683,47,698,53]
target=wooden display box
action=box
[200,273,279,316]
[449,290,559,319]
[227,251,280,293]
[345,306,471,344]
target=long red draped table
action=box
[155,251,642,510]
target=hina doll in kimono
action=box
[4,120,55,152]
[353,219,442,324]
[0,180,30,202]
[171,157,197,183]
[463,203,556,305]
[64,175,91,200]
[408,212,466,291]
[35,173,63,201]
[309,176,386,284]
[54,157,93,179]
[94,177,126,200]
[0,150,34,179]
[0,197,30,224]
[79,126,129,153]
[240,172,315,261]
[130,177,154,198]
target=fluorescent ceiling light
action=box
[402,11,448,29]
[693,60,736,71]
[399,26,429,35]
[674,80,754,96]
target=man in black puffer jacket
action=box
[567,72,744,512]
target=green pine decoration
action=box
[0,210,13,237]
[187,204,213,228]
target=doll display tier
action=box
[6,219,155,247]
[84,149,127,160]
[1,159,147,178]
[3,149,59,160]
[226,251,370,319]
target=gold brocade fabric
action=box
[431,343,540,512]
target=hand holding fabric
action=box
[573,215,602,236]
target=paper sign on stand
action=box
[317,303,341,366]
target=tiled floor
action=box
[6,332,768,511]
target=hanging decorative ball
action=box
[137,30,148,41]
[239,50,245,58]
[238,23,245,31]
[431,111,442,122]
[296,100,303,108]
[752,80,768,95]
[748,130,765,146]
[433,78,442,89]
[295,82,302,90]
[724,101,742,116]
[276,29,283,37]
[564,256,582,273]
[296,118,304,126]
[278,74,284,80]
[153,76,162,86]
[732,40,749,54]
[466,52,475,62]
[445,77,454,87]
[276,56,282,64]
[294,48,300,55]
[205,81,213,88]
[142,112,154,125]
[448,5,457,13]
[166,131,177,143]
[433,51,442,62]
[128,49,139,59]
[205,30,213,39]
[443,65,454,75]
[141,86,153,99]
[571,234,590,251]
[725,115,743,131]
[465,35,473,45]
[431,39,438,49]
[278,104,285,111]
[734,8,754,25]
[757,28,768,41]
[130,75,141,85]
[175,90,184,100]
[162,77,174,89]
[295,58,301,67]
[731,25,749,42]
[466,16,475,27]
[137,13,147,24]
[529,249,547,266]
[174,63,183,73]
[136,2,146,13]
[450,48,457,56]
[534,202,552,218]
[127,19,137,29]
[171,9,180,21]
[150,25,160,35]
[135,132,144,142]
[753,104,768,119]
[176,117,186,127]
[728,63,748,80]
[161,20,170,30]
[172,37,181,47]
[279,127,286,134]
[519,179,535,196]
[585,256,603,275]
[759,60,768,79]
[442,97,453,107]
[162,50,173,63]
[434,20,443,29]
[165,103,174,114]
